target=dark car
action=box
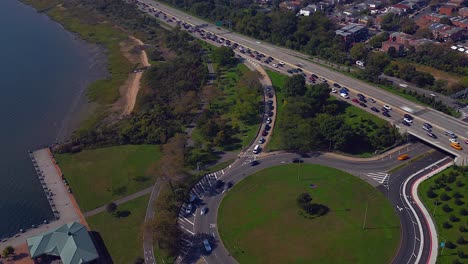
[371,107,379,112]
[268,93,273,98]
[292,158,304,163]
[267,111,274,117]
[214,180,224,189]
[333,83,341,88]
[427,132,437,138]
[262,131,268,137]
[296,68,303,72]
[311,74,318,79]
[359,102,367,107]
[342,87,349,92]
[424,123,432,128]
[250,160,259,166]
[404,114,413,120]
[292,69,298,73]
[382,111,391,117]
[287,69,293,74]
[359,97,367,103]
[226,182,233,188]
[265,124,271,131]
[357,93,365,99]
[268,100,274,105]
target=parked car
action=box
[402,120,411,126]
[200,207,208,215]
[449,138,459,144]
[262,131,268,137]
[203,239,212,252]
[382,111,391,117]
[371,107,379,112]
[340,93,349,99]
[404,114,413,120]
[250,160,259,166]
[259,137,266,144]
[422,126,431,132]
[359,102,367,107]
[424,123,432,129]
[352,98,359,103]
[292,158,304,163]
[331,88,337,93]
[333,83,341,88]
[403,117,413,123]
[185,204,193,214]
[383,105,392,110]
[368,98,376,103]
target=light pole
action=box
[430,94,436,109]
[362,200,368,230]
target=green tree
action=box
[284,75,306,97]
[106,202,117,214]
[369,32,389,48]
[2,246,14,257]
[400,17,418,34]
[350,43,368,61]
[212,46,235,66]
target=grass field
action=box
[419,167,468,264]
[264,70,288,151]
[87,194,149,264]
[218,164,400,264]
[55,145,161,211]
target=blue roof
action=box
[27,222,99,264]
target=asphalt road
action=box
[175,143,450,264]
[135,0,468,163]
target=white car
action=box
[331,88,337,93]
[449,138,459,144]
[272,64,278,68]
[279,61,285,65]
[403,118,413,123]
[340,93,349,99]
[200,207,208,215]
[383,105,392,110]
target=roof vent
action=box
[68,231,72,236]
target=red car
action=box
[352,98,359,104]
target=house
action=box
[386,6,406,15]
[335,23,368,43]
[299,4,318,16]
[382,41,405,55]
[391,3,411,13]
[420,13,450,24]
[27,222,99,264]
[365,0,382,9]
[439,5,457,16]
[458,7,468,18]
[279,1,301,12]
[381,32,436,54]
[451,17,468,29]
[428,22,466,42]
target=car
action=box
[267,100,274,105]
[402,120,411,126]
[424,123,432,129]
[268,93,273,98]
[397,154,409,161]
[333,83,341,88]
[259,137,266,144]
[352,98,359,103]
[267,111,274,117]
[189,194,197,203]
[359,97,367,103]
[403,117,413,123]
[368,98,376,103]
[465,140,468,144]
[292,158,304,163]
[287,69,293,74]
[226,182,233,188]
[371,107,379,112]
[200,207,208,215]
[265,87,272,92]
[382,111,391,117]
[292,69,298,73]
[265,124,271,131]
[449,138,459,144]
[185,204,193,214]
[444,131,457,138]
[296,68,303,72]
[331,88,337,93]
[357,93,365,99]
[383,105,392,110]
[341,87,349,92]
[340,93,349,99]
[203,239,212,252]
[266,117,272,124]
[427,132,437,138]
[272,63,278,68]
[262,131,268,137]
[451,142,462,150]
[250,160,259,166]
[404,114,413,120]
[214,180,224,189]
[422,126,431,132]
[359,102,367,107]
[279,61,285,66]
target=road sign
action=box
[440,242,445,248]
[215,21,222,26]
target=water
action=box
[0,0,107,237]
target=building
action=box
[335,24,368,43]
[451,17,468,29]
[27,222,99,264]
[365,0,382,10]
[381,32,435,54]
[299,4,318,16]
[279,1,301,12]
[439,5,457,16]
[382,41,405,55]
[428,22,466,42]
[459,7,468,18]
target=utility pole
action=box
[432,200,439,216]
[362,200,368,230]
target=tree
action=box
[446,241,457,249]
[212,46,235,66]
[2,246,14,258]
[297,193,312,207]
[349,43,368,61]
[369,32,389,48]
[284,74,306,97]
[134,257,145,264]
[442,204,453,212]
[443,221,453,229]
[106,202,117,214]
[426,189,437,198]
[457,236,466,245]
[400,17,418,34]
[440,193,451,201]
[381,13,399,31]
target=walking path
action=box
[84,186,153,217]
[0,149,84,248]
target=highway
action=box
[175,143,451,264]
[135,0,468,164]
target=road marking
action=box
[210,223,216,228]
[180,226,195,235]
[365,172,390,189]
[199,183,206,193]
[180,217,194,225]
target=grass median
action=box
[55,144,161,211]
[218,164,400,264]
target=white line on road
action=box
[180,217,194,225]
[180,226,195,235]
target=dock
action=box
[0,148,82,247]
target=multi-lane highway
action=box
[135,0,468,164]
[176,145,452,264]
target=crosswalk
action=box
[365,172,390,189]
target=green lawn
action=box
[87,194,149,264]
[265,70,288,151]
[218,164,400,264]
[55,145,161,211]
[419,167,468,264]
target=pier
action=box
[0,148,84,248]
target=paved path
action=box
[84,186,153,217]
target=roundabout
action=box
[218,164,400,264]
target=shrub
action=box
[453,192,464,199]
[445,186,452,191]
[450,215,460,222]
[456,181,464,187]
[440,193,451,201]
[457,236,466,245]
[427,189,437,198]
[106,202,117,214]
[452,259,462,264]
[460,226,468,233]
[461,208,468,216]
[443,204,453,212]
[455,199,464,206]
[457,250,466,259]
[443,221,453,229]
[446,241,457,249]
[296,193,312,207]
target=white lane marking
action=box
[199,183,206,193]
[180,226,195,235]
[180,217,194,225]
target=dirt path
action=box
[120,36,151,117]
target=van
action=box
[253,145,260,154]
[451,142,462,150]
[397,154,409,161]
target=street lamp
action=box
[430,94,437,109]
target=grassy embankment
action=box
[55,145,161,211]
[419,167,468,264]
[192,63,261,151]
[21,0,133,134]
[265,69,390,157]
[87,194,149,264]
[218,164,400,264]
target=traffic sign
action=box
[215,21,222,26]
